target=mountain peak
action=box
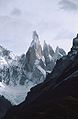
[56,46,60,51]
[43,40,48,49]
[30,31,40,48]
[0,45,5,52]
[33,31,39,41]
[44,40,47,45]
[73,34,78,49]
[69,34,78,56]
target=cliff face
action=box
[5,34,78,119]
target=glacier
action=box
[0,81,35,105]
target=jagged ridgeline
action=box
[0,31,66,86]
[4,34,78,119]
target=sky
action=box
[0,0,78,55]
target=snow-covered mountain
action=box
[0,45,16,68]
[5,34,78,119]
[0,31,66,105]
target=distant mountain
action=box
[0,31,66,105]
[0,45,16,69]
[4,34,78,119]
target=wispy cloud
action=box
[59,0,78,11]
[11,8,22,16]
[0,0,77,54]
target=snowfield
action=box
[0,81,34,105]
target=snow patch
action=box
[0,82,34,105]
[0,57,7,68]
[37,65,46,78]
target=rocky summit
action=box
[0,31,65,106]
[0,31,66,87]
[3,34,78,119]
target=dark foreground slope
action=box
[4,35,78,119]
[0,96,11,119]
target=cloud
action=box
[0,0,11,7]
[0,0,77,55]
[11,8,22,16]
[59,0,78,11]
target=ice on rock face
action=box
[0,57,7,66]
[37,65,46,78]
[0,82,5,88]
[43,41,55,59]
[55,46,66,56]
[43,41,55,71]
[31,31,43,58]
[26,31,43,72]
[0,46,17,69]
[34,59,46,78]
[30,31,40,48]
[54,46,66,61]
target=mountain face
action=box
[4,34,78,119]
[26,31,44,72]
[0,45,16,69]
[0,31,65,86]
[43,41,55,71]
[0,31,66,105]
